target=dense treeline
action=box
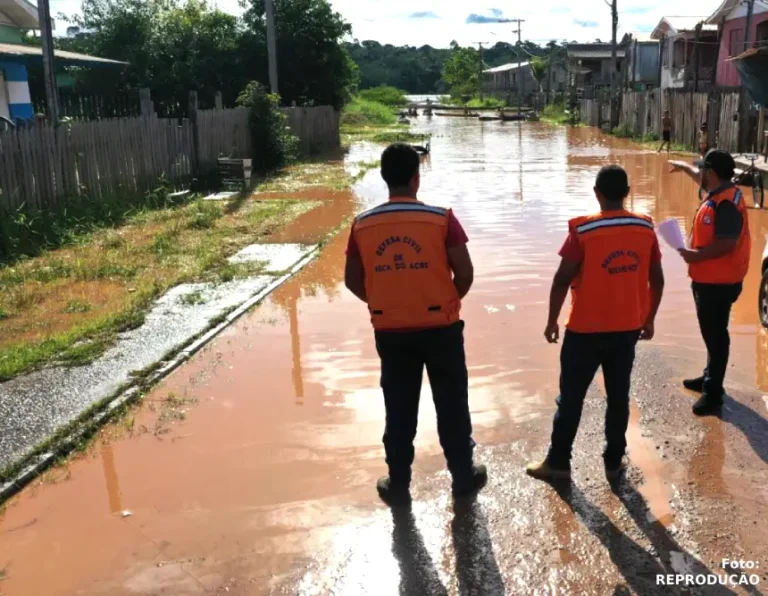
[346,40,558,93]
[30,0,357,112]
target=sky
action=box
[48,0,725,48]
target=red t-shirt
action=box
[558,229,662,263]
[346,208,468,257]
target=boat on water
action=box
[435,112,480,118]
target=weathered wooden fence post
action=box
[139,88,153,118]
[215,92,223,111]
[188,91,200,175]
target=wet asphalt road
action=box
[0,122,767,595]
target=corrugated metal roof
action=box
[483,61,530,74]
[652,16,718,39]
[707,0,738,24]
[567,49,626,59]
[0,0,38,29]
[0,43,127,66]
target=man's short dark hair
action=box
[381,143,420,188]
[595,165,629,202]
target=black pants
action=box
[692,281,743,396]
[374,321,474,484]
[547,330,640,469]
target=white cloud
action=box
[50,0,723,48]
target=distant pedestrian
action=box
[699,122,709,157]
[658,110,672,154]
[527,165,665,482]
[669,150,752,415]
[344,143,487,505]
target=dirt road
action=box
[0,122,767,595]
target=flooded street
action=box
[1,121,768,595]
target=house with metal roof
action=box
[0,0,125,122]
[707,0,768,87]
[565,43,625,97]
[482,61,567,102]
[620,32,660,89]
[651,16,719,90]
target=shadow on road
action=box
[553,480,738,596]
[720,394,768,466]
[390,496,505,596]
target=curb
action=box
[0,246,321,503]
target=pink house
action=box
[708,0,768,87]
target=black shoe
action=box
[376,477,411,506]
[692,393,723,416]
[683,377,705,392]
[452,464,488,497]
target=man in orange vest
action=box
[344,143,486,504]
[527,165,665,481]
[670,150,751,415]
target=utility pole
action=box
[472,42,488,98]
[510,19,525,117]
[691,22,702,92]
[265,0,279,95]
[37,0,58,122]
[607,0,618,128]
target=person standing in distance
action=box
[669,150,751,415]
[527,165,665,481]
[344,143,486,505]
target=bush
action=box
[541,103,571,125]
[612,123,634,138]
[465,96,506,108]
[237,81,300,174]
[358,85,408,107]
[341,97,397,127]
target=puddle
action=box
[1,122,768,595]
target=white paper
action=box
[658,218,686,251]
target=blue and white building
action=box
[0,0,125,122]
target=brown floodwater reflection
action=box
[1,121,767,595]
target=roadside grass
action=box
[612,124,692,154]
[0,196,317,381]
[357,86,408,107]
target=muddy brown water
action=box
[1,122,767,595]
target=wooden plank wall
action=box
[196,107,251,172]
[0,106,340,211]
[617,90,740,152]
[280,106,340,155]
[579,99,601,128]
[0,116,194,211]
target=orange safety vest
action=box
[566,211,657,334]
[352,197,460,330]
[689,185,751,284]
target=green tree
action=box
[243,0,358,109]
[530,56,549,92]
[442,47,482,97]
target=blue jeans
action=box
[547,329,640,469]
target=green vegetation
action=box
[465,96,507,108]
[237,81,300,174]
[0,195,315,381]
[358,85,407,107]
[341,96,397,127]
[541,103,573,125]
[442,46,483,97]
[43,0,357,111]
[345,39,559,94]
[611,124,690,152]
[529,57,549,92]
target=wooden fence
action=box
[0,105,340,210]
[0,117,194,211]
[583,89,743,153]
[282,106,340,155]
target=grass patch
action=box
[0,195,314,381]
[62,299,92,314]
[358,86,408,107]
[465,96,507,108]
[341,97,397,127]
[178,290,207,306]
[541,103,574,125]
